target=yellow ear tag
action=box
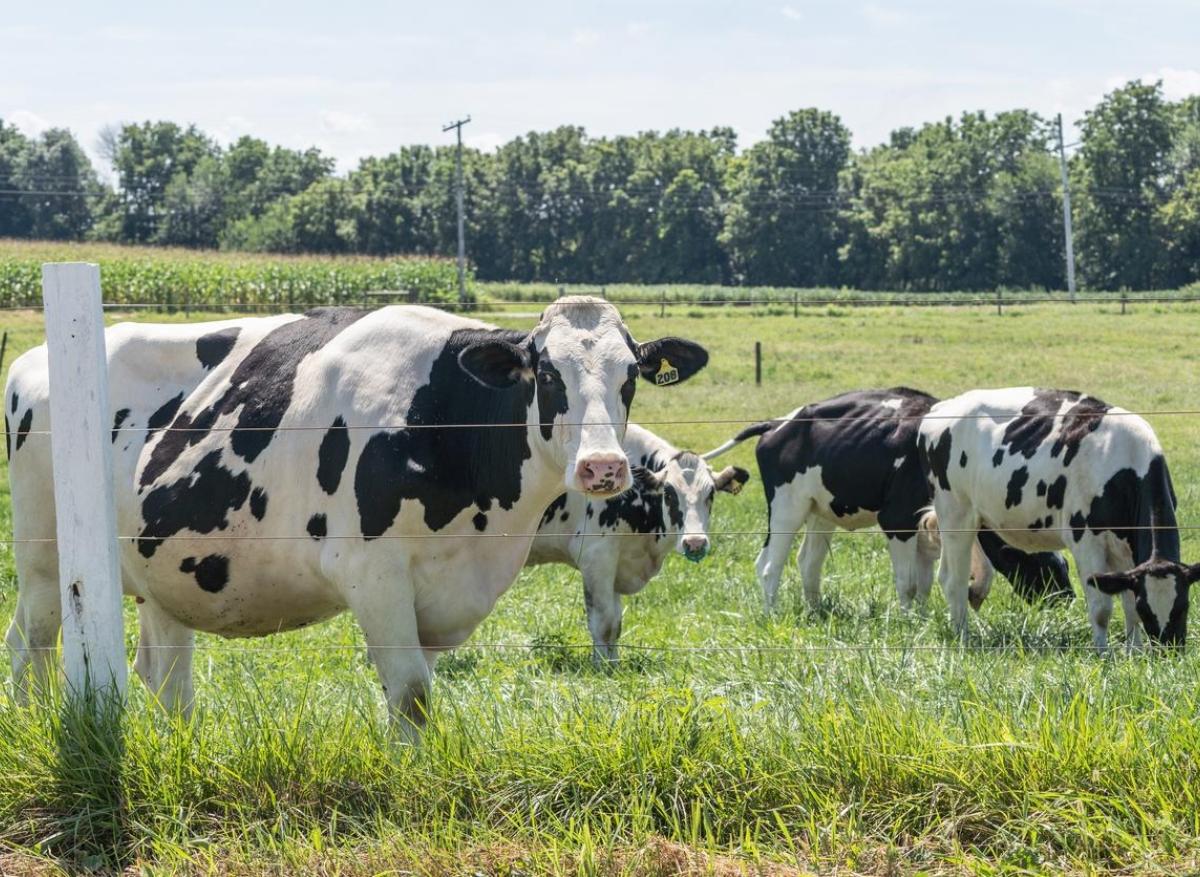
[655,358,680,386]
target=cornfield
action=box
[0,240,471,310]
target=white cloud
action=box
[1151,67,1200,99]
[861,3,908,26]
[466,130,506,153]
[321,111,373,134]
[571,28,600,47]
[7,109,51,137]
[780,5,804,21]
[626,21,652,39]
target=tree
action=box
[111,121,217,242]
[721,109,851,286]
[0,120,32,237]
[1075,81,1175,289]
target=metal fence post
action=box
[996,290,1003,317]
[755,341,762,386]
[41,263,127,704]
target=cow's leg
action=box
[756,502,808,611]
[968,541,995,610]
[6,565,61,704]
[915,535,938,606]
[886,536,920,610]
[1073,543,1113,653]
[797,523,833,611]
[133,597,195,716]
[1105,544,1143,650]
[582,554,622,665]
[346,579,432,740]
[935,505,977,639]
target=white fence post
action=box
[41,263,127,702]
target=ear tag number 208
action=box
[655,358,680,386]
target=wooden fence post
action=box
[1121,294,1127,315]
[660,289,666,318]
[996,290,1003,317]
[0,330,8,379]
[793,290,798,318]
[755,341,762,386]
[41,263,127,703]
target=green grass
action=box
[2,299,1200,874]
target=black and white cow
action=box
[704,387,1071,611]
[917,387,1197,649]
[4,299,708,731]
[526,422,749,663]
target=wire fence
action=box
[3,291,1200,315]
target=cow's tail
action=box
[702,420,776,461]
[916,506,992,608]
[1137,455,1180,564]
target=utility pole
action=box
[1056,113,1077,302]
[442,115,471,307]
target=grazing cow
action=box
[703,388,1070,611]
[5,299,708,732]
[917,386,1196,649]
[526,423,749,663]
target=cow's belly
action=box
[119,530,346,637]
[615,538,667,594]
[410,536,534,650]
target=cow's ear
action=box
[636,338,708,386]
[459,341,532,389]
[1090,571,1140,595]
[632,465,666,492]
[714,465,750,494]
[1184,563,1200,585]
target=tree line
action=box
[2,80,1198,291]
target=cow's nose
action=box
[681,535,710,561]
[575,455,628,495]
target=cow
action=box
[4,298,708,733]
[526,423,749,664]
[703,387,1071,612]
[917,386,1198,649]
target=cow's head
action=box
[636,452,749,561]
[1090,558,1200,647]
[458,298,708,498]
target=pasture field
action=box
[1,298,1200,874]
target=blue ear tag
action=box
[655,358,680,386]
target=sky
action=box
[3,0,1199,175]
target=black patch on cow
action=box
[924,428,954,492]
[1070,456,1180,565]
[959,450,968,468]
[196,327,241,370]
[112,408,131,443]
[663,484,684,530]
[541,493,569,527]
[307,513,327,540]
[976,528,1072,602]
[317,416,351,495]
[138,450,251,558]
[473,512,488,531]
[598,474,665,534]
[180,555,230,593]
[536,360,569,441]
[14,408,32,452]
[585,505,594,519]
[354,327,536,538]
[146,392,184,439]
[141,309,368,489]
[1045,475,1068,510]
[1000,389,1110,464]
[1036,480,1047,497]
[249,487,268,521]
[992,449,1004,468]
[1005,466,1029,508]
[9,392,16,415]
[3,413,9,460]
